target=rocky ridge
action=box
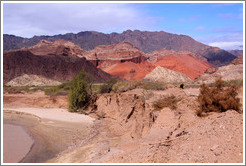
[3,49,113,84]
[3,30,237,66]
[196,56,243,84]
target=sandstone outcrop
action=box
[196,63,243,84]
[28,39,86,57]
[6,74,61,86]
[93,93,155,139]
[144,66,191,83]
[85,42,146,68]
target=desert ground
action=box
[3,84,243,163]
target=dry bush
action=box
[152,95,181,111]
[197,77,241,116]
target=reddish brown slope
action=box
[28,39,86,57]
[154,54,214,80]
[102,61,155,80]
[3,50,113,84]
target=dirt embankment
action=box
[83,87,243,163]
[3,87,243,163]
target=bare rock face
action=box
[85,42,146,68]
[145,48,207,63]
[144,66,191,83]
[28,39,86,57]
[94,93,155,139]
[196,63,243,84]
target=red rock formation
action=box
[85,42,146,68]
[230,56,243,65]
[154,54,214,80]
[102,61,155,81]
[28,39,86,57]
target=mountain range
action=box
[3,30,237,66]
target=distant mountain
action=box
[3,30,237,66]
[226,50,243,57]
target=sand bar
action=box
[3,107,94,123]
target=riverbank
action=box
[3,108,95,163]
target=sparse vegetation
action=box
[112,81,141,92]
[3,85,44,94]
[99,78,117,93]
[197,77,241,117]
[44,82,71,96]
[112,80,167,93]
[152,95,181,111]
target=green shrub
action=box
[99,78,117,93]
[68,71,91,112]
[197,78,241,116]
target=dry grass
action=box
[152,95,181,111]
[197,77,241,116]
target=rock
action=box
[6,74,62,86]
[144,66,191,83]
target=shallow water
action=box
[3,123,34,163]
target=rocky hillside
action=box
[84,42,146,68]
[3,49,113,84]
[102,61,155,81]
[196,56,243,84]
[3,30,237,66]
[153,54,213,80]
[144,66,191,83]
[6,74,62,86]
[28,39,86,57]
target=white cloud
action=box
[194,31,243,50]
[209,41,242,50]
[3,3,160,38]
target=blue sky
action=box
[3,2,244,50]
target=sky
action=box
[2,2,244,50]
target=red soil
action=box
[154,54,213,80]
[102,61,155,80]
